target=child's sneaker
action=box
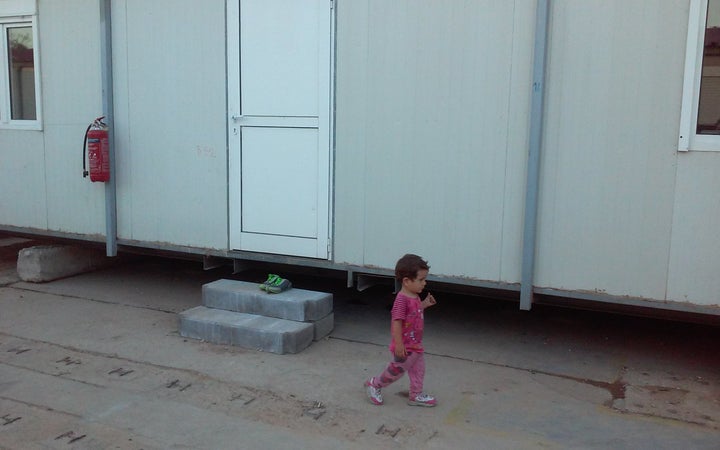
[259,274,280,291]
[364,378,383,405]
[408,392,436,407]
[266,276,292,294]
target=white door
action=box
[227,0,333,258]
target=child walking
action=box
[364,254,438,407]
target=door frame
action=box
[226,0,335,259]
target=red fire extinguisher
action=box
[83,116,110,182]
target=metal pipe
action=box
[100,0,117,256]
[520,0,550,310]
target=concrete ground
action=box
[0,234,718,449]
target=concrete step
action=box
[202,279,333,322]
[178,306,314,355]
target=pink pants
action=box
[371,351,426,397]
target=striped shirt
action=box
[389,292,424,353]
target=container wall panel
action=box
[0,131,47,228]
[40,0,106,234]
[112,0,228,249]
[334,0,533,282]
[535,0,686,299]
[667,153,720,307]
[0,0,104,233]
[333,0,368,266]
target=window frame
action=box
[0,15,42,130]
[679,0,720,151]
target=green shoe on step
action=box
[259,274,280,291]
[267,276,292,294]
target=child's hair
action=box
[395,254,430,281]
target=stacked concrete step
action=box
[179,279,333,354]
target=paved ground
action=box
[0,233,718,449]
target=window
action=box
[680,0,720,151]
[0,16,41,129]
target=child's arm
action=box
[391,319,406,358]
[421,293,437,309]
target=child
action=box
[364,254,438,407]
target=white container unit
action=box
[0,0,717,316]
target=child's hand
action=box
[422,293,437,309]
[394,342,407,358]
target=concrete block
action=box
[202,279,333,322]
[178,306,314,355]
[313,312,334,341]
[17,245,112,283]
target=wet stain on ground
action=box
[528,367,628,407]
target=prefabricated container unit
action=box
[1,0,718,317]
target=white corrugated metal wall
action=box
[537,0,720,307]
[537,1,684,300]
[334,0,534,284]
[111,0,228,249]
[0,0,105,233]
[333,0,719,308]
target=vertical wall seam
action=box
[361,0,370,267]
[499,0,519,283]
[37,10,50,231]
[224,0,230,251]
[664,148,682,303]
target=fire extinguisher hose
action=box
[82,122,92,178]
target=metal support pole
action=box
[100,0,117,256]
[520,0,550,310]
